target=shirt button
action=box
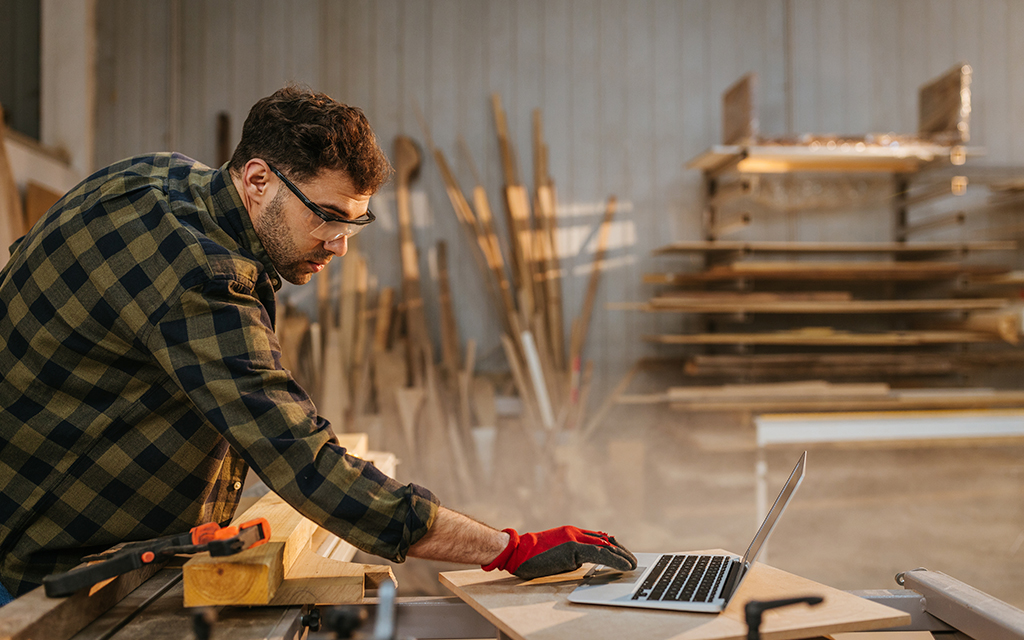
[233,481,242,491]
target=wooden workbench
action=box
[440,555,909,640]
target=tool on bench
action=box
[307,579,401,640]
[744,596,823,640]
[42,518,271,598]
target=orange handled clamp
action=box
[42,518,272,598]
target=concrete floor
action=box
[371,381,1024,618]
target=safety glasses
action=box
[268,164,375,241]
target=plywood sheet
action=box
[440,554,908,640]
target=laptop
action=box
[568,451,806,613]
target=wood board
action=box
[643,328,996,346]
[643,296,1009,314]
[0,557,165,640]
[183,435,393,607]
[644,261,1006,284]
[918,63,971,144]
[440,553,908,640]
[686,143,961,175]
[721,74,758,145]
[652,240,1015,255]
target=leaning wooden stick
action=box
[434,241,462,375]
[532,108,566,372]
[415,109,515,336]
[393,135,430,385]
[491,93,536,320]
[0,106,24,261]
[568,195,618,401]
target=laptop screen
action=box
[742,451,807,569]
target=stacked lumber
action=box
[182,433,394,607]
[624,65,1024,414]
[183,492,393,607]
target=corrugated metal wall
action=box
[93,0,1024,399]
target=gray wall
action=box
[93,0,1024,399]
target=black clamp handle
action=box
[744,596,824,640]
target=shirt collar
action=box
[210,163,284,292]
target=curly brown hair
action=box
[229,85,393,194]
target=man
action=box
[0,86,635,604]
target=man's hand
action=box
[482,527,637,580]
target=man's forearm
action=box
[407,506,510,565]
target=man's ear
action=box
[239,159,272,206]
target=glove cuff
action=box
[481,528,519,572]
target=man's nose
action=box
[323,235,348,257]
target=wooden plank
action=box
[918,63,972,144]
[667,390,1024,413]
[683,353,960,378]
[392,135,429,386]
[472,183,519,335]
[182,492,315,606]
[568,195,617,395]
[0,109,24,266]
[439,555,908,640]
[652,240,1016,254]
[334,432,369,458]
[419,120,515,338]
[686,142,961,175]
[668,381,891,401]
[394,386,425,455]
[756,409,1024,448]
[929,308,1023,345]
[182,480,389,607]
[0,559,164,640]
[721,73,758,145]
[644,261,1007,284]
[643,296,1011,314]
[434,241,461,376]
[643,328,997,346]
[22,181,62,234]
[532,108,566,372]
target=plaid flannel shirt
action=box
[0,153,438,596]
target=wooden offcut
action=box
[721,73,758,145]
[919,63,972,144]
[23,181,62,233]
[0,107,23,264]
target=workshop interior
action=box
[1,1,1023,639]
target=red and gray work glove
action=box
[482,527,638,580]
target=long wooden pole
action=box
[0,106,24,265]
[393,135,430,386]
[569,195,618,399]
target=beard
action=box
[254,190,333,285]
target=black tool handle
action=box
[42,550,153,598]
[744,596,824,640]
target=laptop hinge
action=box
[719,560,744,602]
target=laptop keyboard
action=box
[631,554,733,603]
